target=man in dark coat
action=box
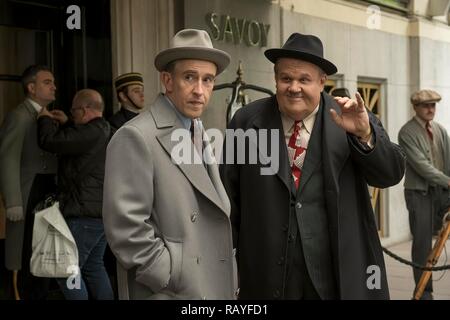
[220,33,405,300]
[108,72,144,131]
[38,89,113,300]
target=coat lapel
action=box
[252,96,293,195]
[322,93,350,193]
[152,95,229,215]
[23,99,38,119]
[297,102,323,194]
[321,93,350,271]
[205,142,231,215]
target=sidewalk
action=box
[384,239,450,300]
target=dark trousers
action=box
[405,187,450,295]
[284,230,322,300]
[57,217,113,300]
[21,174,56,300]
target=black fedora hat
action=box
[264,33,337,75]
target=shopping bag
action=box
[30,201,79,278]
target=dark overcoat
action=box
[220,93,405,299]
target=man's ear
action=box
[161,71,173,93]
[27,82,35,96]
[118,91,127,102]
[320,74,327,91]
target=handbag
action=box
[30,196,79,278]
[30,123,111,278]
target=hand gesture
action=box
[37,106,53,119]
[50,109,68,125]
[330,92,371,141]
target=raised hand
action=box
[37,106,53,119]
[330,92,371,142]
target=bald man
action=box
[37,89,113,300]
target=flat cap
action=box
[410,89,441,105]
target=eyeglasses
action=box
[70,106,85,115]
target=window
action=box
[357,81,384,234]
[324,79,336,94]
[362,0,408,12]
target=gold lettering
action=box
[205,13,220,40]
[205,13,270,47]
[221,15,234,42]
[259,23,270,47]
[232,18,246,45]
[245,20,260,46]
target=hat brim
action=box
[413,99,441,105]
[264,49,337,75]
[155,47,230,75]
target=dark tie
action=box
[190,120,195,143]
[426,122,433,141]
[288,121,307,189]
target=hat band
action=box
[115,77,144,91]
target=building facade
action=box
[110,0,450,245]
[2,0,450,247]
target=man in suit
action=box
[398,89,450,300]
[0,65,58,299]
[102,29,237,300]
[108,72,145,131]
[220,33,405,300]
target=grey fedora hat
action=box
[154,29,231,75]
[265,33,337,75]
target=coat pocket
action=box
[165,239,183,293]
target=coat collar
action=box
[120,108,139,122]
[23,99,39,118]
[151,94,230,216]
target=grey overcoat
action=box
[103,94,237,300]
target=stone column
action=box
[110,0,176,111]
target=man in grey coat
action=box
[103,29,237,300]
[398,89,450,300]
[0,65,57,299]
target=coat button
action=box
[273,290,280,298]
[282,224,288,232]
[288,234,295,242]
[191,212,198,222]
[296,202,302,209]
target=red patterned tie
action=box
[288,121,307,189]
[426,122,433,141]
